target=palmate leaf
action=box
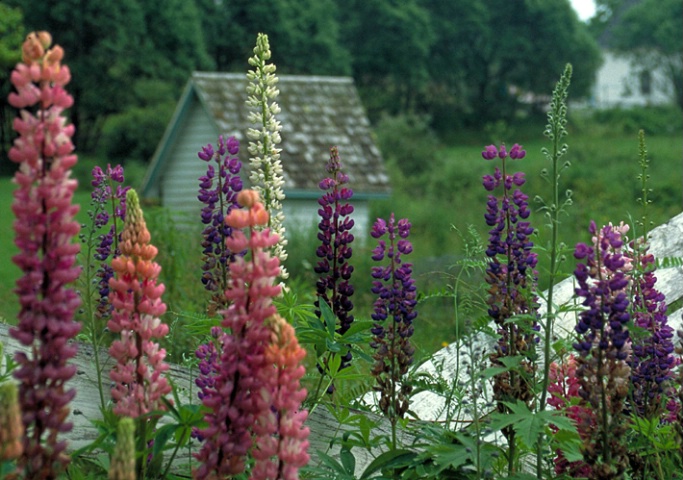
[490,401,579,451]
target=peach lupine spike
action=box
[108,189,171,418]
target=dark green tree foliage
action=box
[337,0,434,117]
[609,0,683,109]
[9,0,212,153]
[196,0,351,75]
[421,0,600,125]
[0,3,24,175]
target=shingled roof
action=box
[142,72,390,199]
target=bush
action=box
[101,102,175,163]
[373,113,441,180]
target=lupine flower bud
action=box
[109,417,135,480]
[0,382,24,462]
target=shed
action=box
[141,72,390,234]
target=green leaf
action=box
[427,443,471,471]
[319,298,338,338]
[315,450,355,478]
[340,447,356,475]
[152,423,178,457]
[360,449,417,479]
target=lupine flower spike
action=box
[197,135,243,314]
[252,314,310,480]
[195,190,309,479]
[370,214,417,447]
[628,243,676,420]
[547,355,594,477]
[481,143,538,464]
[108,189,172,419]
[315,146,356,370]
[573,222,631,478]
[90,164,129,320]
[8,31,82,479]
[246,33,288,279]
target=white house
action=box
[591,50,675,108]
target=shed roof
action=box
[142,72,390,199]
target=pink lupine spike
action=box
[8,31,82,479]
[194,190,309,479]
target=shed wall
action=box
[160,102,219,216]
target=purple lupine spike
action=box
[628,245,676,419]
[197,135,243,314]
[572,221,632,476]
[90,164,129,320]
[370,214,417,423]
[481,144,538,414]
[314,147,356,368]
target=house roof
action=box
[141,72,390,200]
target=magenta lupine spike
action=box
[108,189,172,418]
[194,190,284,479]
[547,355,594,477]
[573,221,631,478]
[251,314,310,480]
[8,32,82,478]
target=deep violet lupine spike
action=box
[8,32,82,479]
[197,135,243,314]
[572,222,631,476]
[195,190,310,479]
[370,214,417,421]
[481,144,538,413]
[315,146,356,368]
[108,189,172,418]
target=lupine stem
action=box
[536,64,572,479]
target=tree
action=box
[196,0,351,75]
[8,0,212,153]
[610,0,683,109]
[0,2,24,175]
[336,0,434,118]
[421,0,601,127]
